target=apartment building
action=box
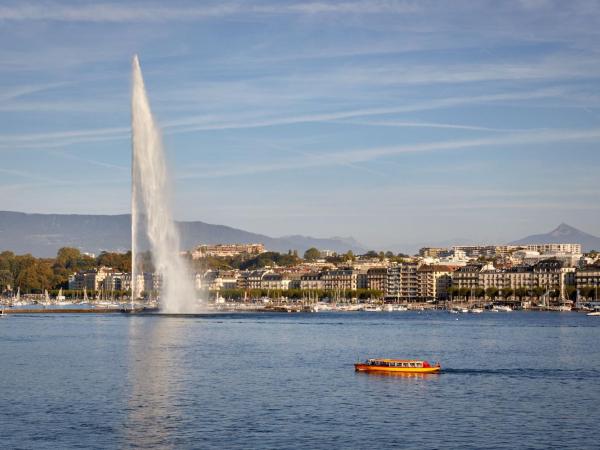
[575,264,600,300]
[472,260,575,298]
[417,265,456,301]
[366,267,387,292]
[191,243,266,259]
[386,262,419,301]
[299,273,324,290]
[321,269,359,291]
[68,266,114,291]
[261,273,291,291]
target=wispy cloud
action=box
[163,86,572,133]
[0,82,68,102]
[329,119,523,132]
[0,126,129,150]
[177,127,600,179]
[0,1,420,22]
[0,86,575,150]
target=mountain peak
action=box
[510,223,600,252]
[551,223,579,236]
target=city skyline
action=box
[1,0,600,249]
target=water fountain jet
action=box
[130,54,197,313]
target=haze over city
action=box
[1,0,599,249]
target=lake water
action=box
[1,311,599,449]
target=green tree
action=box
[501,287,514,300]
[55,247,82,269]
[447,286,459,301]
[474,287,486,299]
[0,269,13,291]
[303,247,321,261]
[515,287,528,301]
[96,251,132,272]
[485,287,500,300]
[14,258,53,293]
[580,286,595,300]
[565,285,577,301]
[531,286,546,301]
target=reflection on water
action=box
[355,371,441,380]
[124,316,186,448]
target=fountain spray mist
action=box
[131,54,197,313]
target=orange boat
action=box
[354,358,441,374]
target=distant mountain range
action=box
[386,223,600,255]
[509,223,600,252]
[0,211,365,257]
[1,212,598,257]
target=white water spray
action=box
[131,54,197,313]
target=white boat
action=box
[385,304,408,311]
[587,311,600,316]
[557,305,572,312]
[96,301,121,308]
[363,305,382,312]
[56,288,66,302]
[316,302,333,311]
[469,308,484,314]
[493,305,513,312]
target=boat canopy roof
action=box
[368,358,426,363]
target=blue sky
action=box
[1,0,599,250]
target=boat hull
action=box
[354,364,441,374]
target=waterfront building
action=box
[386,262,419,301]
[476,260,574,302]
[299,273,324,290]
[118,273,143,295]
[321,269,359,291]
[481,266,524,289]
[357,271,369,289]
[452,263,487,290]
[417,265,457,301]
[100,272,128,291]
[260,273,291,291]
[236,270,271,290]
[575,264,600,301]
[198,270,239,291]
[68,266,114,291]
[367,267,388,292]
[143,272,162,296]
